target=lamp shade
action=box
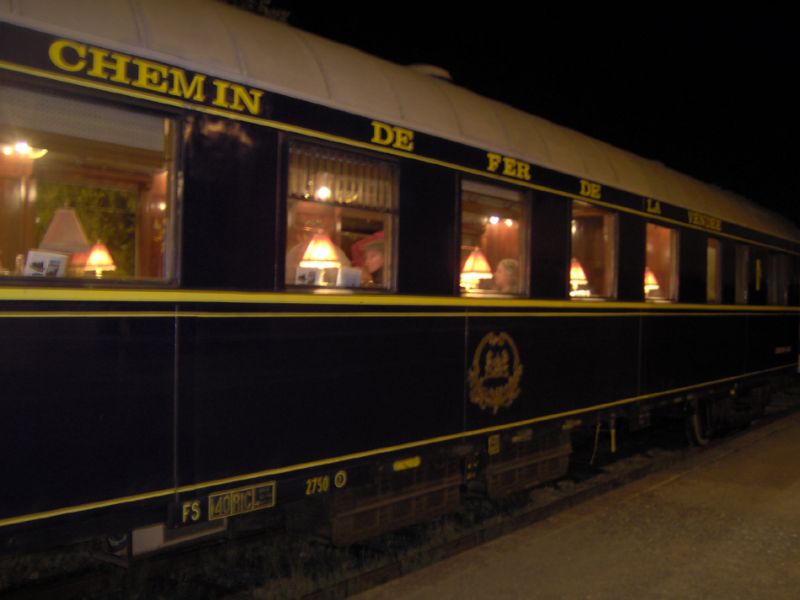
[569,258,588,286]
[40,208,90,253]
[299,233,341,269]
[84,242,116,278]
[644,267,660,294]
[460,247,493,289]
[569,258,592,297]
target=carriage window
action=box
[460,181,526,296]
[0,86,174,281]
[735,245,749,304]
[570,201,617,299]
[768,253,790,305]
[645,223,678,301]
[285,143,396,289]
[706,238,722,303]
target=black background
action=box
[269,3,798,228]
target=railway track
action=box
[2,387,799,600]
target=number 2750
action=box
[305,475,330,496]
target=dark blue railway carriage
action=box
[1,0,798,554]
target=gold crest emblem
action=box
[468,331,523,414]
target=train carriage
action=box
[1,0,798,555]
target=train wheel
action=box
[686,396,711,446]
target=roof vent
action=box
[408,64,453,81]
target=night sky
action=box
[271,4,798,228]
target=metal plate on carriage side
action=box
[207,481,276,521]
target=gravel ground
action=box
[350,406,800,600]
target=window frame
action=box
[768,252,790,306]
[282,138,399,293]
[0,80,180,287]
[706,237,722,304]
[458,178,530,298]
[644,222,679,302]
[569,199,618,300]
[734,244,749,304]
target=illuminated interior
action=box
[286,143,395,289]
[569,258,590,297]
[645,223,678,301]
[460,181,526,295]
[570,200,617,298]
[1,141,48,159]
[84,242,117,278]
[460,247,493,290]
[0,85,173,280]
[644,267,660,295]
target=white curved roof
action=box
[2,0,797,242]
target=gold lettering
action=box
[211,80,264,113]
[181,500,201,523]
[646,198,662,215]
[486,152,531,180]
[502,157,518,176]
[181,500,200,523]
[371,120,395,146]
[131,58,169,93]
[86,48,131,83]
[370,121,415,151]
[687,210,722,232]
[48,40,270,116]
[48,39,86,72]
[229,83,263,115]
[580,179,602,200]
[487,152,502,172]
[212,79,231,108]
[169,69,206,101]
[392,126,414,151]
